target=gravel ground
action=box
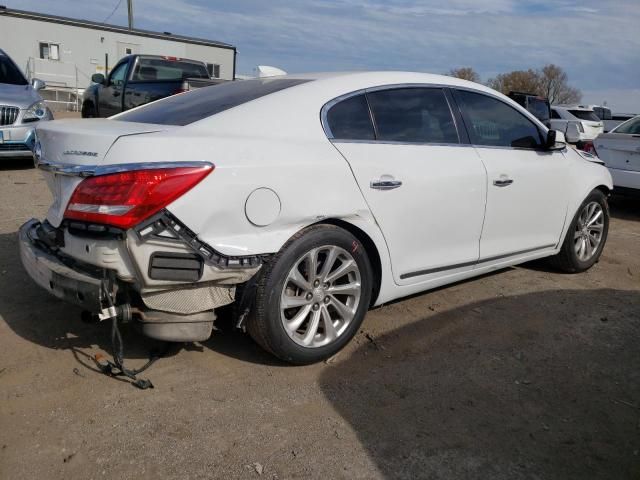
[0,157,639,479]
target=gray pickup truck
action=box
[81,54,223,118]
[0,48,52,158]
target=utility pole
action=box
[127,0,134,29]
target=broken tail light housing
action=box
[64,165,213,229]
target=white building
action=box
[0,5,237,94]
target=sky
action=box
[8,0,640,112]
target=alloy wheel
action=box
[280,245,362,348]
[574,201,604,262]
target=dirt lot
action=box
[1,157,639,479]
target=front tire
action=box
[248,225,373,364]
[550,189,609,273]
[81,101,96,118]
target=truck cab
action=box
[508,91,551,128]
[81,55,214,118]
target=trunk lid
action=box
[35,119,168,226]
[595,133,640,172]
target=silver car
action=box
[0,48,53,158]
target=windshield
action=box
[115,78,311,126]
[569,110,600,122]
[527,97,550,122]
[612,116,640,135]
[0,55,28,85]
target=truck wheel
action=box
[248,225,373,364]
[550,189,609,273]
[82,102,96,118]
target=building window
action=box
[125,48,132,55]
[207,63,221,78]
[39,42,60,61]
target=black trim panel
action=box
[400,244,556,280]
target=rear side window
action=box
[326,94,375,140]
[116,78,310,125]
[613,117,640,135]
[131,57,209,82]
[569,110,600,122]
[456,90,543,149]
[367,88,459,143]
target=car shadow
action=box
[609,194,640,221]
[0,157,34,171]
[318,288,640,480]
[0,231,284,382]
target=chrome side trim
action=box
[330,139,472,148]
[36,160,214,177]
[400,244,557,280]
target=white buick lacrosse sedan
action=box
[21,72,612,364]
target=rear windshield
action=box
[569,110,600,122]
[0,55,28,85]
[131,57,209,82]
[116,78,311,125]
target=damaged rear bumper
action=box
[20,219,104,310]
[19,217,262,342]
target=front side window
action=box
[0,55,28,85]
[456,90,543,149]
[326,94,375,140]
[367,88,459,144]
[613,117,640,135]
[569,110,600,122]
[109,62,128,87]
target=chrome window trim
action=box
[321,83,467,145]
[35,160,214,177]
[330,139,472,148]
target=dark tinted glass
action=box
[326,94,375,140]
[457,90,543,148]
[367,88,458,143]
[551,109,561,119]
[569,110,600,122]
[0,55,28,85]
[131,57,209,82]
[116,78,310,125]
[527,98,550,122]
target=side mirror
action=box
[91,73,106,84]
[545,129,557,149]
[31,78,45,90]
[565,123,581,144]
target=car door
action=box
[98,60,129,117]
[453,89,569,261]
[325,87,487,285]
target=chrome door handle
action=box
[370,179,402,190]
[493,178,513,187]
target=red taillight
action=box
[582,141,598,156]
[64,166,213,229]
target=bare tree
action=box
[538,64,581,104]
[487,69,541,95]
[447,67,480,83]
[487,64,581,104]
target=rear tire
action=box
[550,189,609,273]
[248,224,373,364]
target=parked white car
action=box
[550,105,604,142]
[20,72,612,364]
[594,115,640,193]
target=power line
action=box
[102,0,123,24]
